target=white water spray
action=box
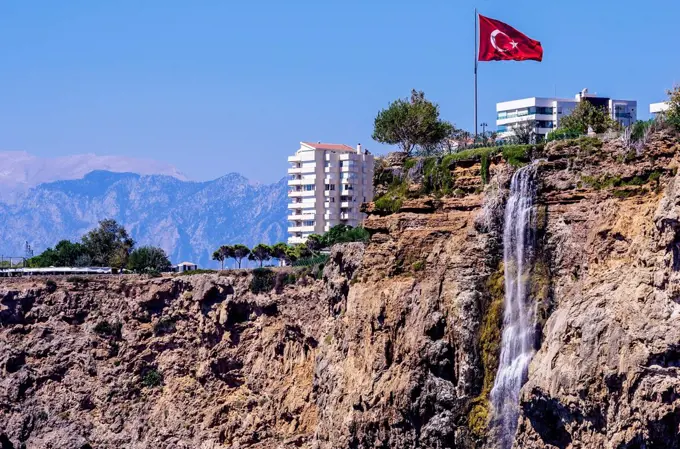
[490,164,538,449]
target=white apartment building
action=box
[496,89,637,141]
[650,102,670,116]
[287,142,374,245]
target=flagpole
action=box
[474,8,478,139]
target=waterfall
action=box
[490,164,538,449]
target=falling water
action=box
[490,164,538,449]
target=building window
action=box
[304,184,315,191]
[325,184,335,191]
[497,111,508,119]
[527,106,554,115]
[303,220,314,227]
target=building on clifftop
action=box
[287,142,374,244]
[496,88,638,142]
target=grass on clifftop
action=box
[441,144,539,168]
[372,144,540,214]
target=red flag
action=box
[478,14,543,62]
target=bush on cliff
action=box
[142,368,163,388]
[667,85,680,131]
[127,246,171,274]
[250,268,276,294]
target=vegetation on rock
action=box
[372,89,456,156]
[556,100,619,134]
[468,264,505,438]
[127,246,171,274]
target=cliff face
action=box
[2,131,680,449]
[515,132,680,449]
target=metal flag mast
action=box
[474,8,478,139]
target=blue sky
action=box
[1,0,677,183]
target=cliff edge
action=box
[2,131,680,449]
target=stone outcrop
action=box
[514,131,680,449]
[2,131,680,448]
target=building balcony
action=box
[287,179,304,186]
[288,225,316,233]
[288,189,316,197]
[288,155,302,162]
[287,201,312,208]
[288,236,307,245]
[288,213,315,220]
[340,165,358,173]
[497,114,554,126]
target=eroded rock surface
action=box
[2,131,680,449]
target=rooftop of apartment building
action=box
[497,88,636,110]
[300,142,356,152]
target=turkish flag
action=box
[478,14,543,62]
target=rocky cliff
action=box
[2,131,680,449]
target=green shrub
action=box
[45,279,58,293]
[93,320,122,339]
[480,154,490,184]
[153,317,176,335]
[274,271,297,294]
[292,254,330,267]
[250,268,276,294]
[403,158,417,170]
[374,195,403,214]
[441,144,536,168]
[142,369,163,388]
[546,128,582,142]
[412,260,425,271]
[502,145,535,167]
[421,157,453,196]
[631,120,653,141]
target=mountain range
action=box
[0,170,288,268]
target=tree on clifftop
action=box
[558,101,618,134]
[231,244,250,269]
[372,90,454,156]
[248,244,272,267]
[212,245,232,270]
[667,85,680,130]
[81,219,135,269]
[127,246,171,273]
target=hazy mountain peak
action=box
[0,151,188,202]
[0,170,288,267]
